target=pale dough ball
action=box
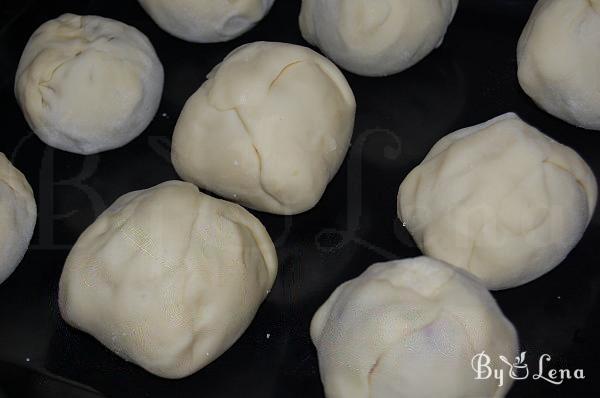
[58,181,277,378]
[15,14,164,155]
[518,0,600,130]
[299,0,459,76]
[398,113,597,290]
[311,256,519,398]
[0,153,36,285]
[171,41,356,215]
[138,0,275,43]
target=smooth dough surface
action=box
[398,113,597,290]
[171,41,356,215]
[311,256,518,398]
[138,0,275,43]
[58,181,277,378]
[517,0,600,130]
[0,153,37,285]
[15,14,164,154]
[299,0,459,76]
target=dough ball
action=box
[0,153,36,285]
[15,14,164,155]
[58,181,277,378]
[311,256,519,398]
[171,41,356,215]
[398,113,597,290]
[518,0,600,130]
[138,0,275,43]
[299,0,459,77]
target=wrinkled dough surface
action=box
[398,113,597,290]
[299,0,459,76]
[58,181,277,378]
[0,153,36,285]
[517,0,600,130]
[311,257,518,398]
[171,42,356,215]
[15,14,164,154]
[138,0,275,43]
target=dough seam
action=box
[365,315,441,398]
[542,158,588,198]
[232,107,286,208]
[220,212,275,285]
[268,60,303,90]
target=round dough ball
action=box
[299,0,459,77]
[517,0,600,130]
[311,256,519,398]
[15,14,164,155]
[58,181,278,378]
[0,153,36,285]
[171,41,356,215]
[138,0,275,43]
[398,113,597,290]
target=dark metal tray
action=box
[1,0,599,397]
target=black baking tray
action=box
[1,1,599,397]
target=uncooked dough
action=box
[171,41,356,215]
[299,0,459,76]
[0,153,36,285]
[58,181,278,378]
[15,14,164,154]
[517,0,600,130]
[398,113,597,290]
[138,0,275,43]
[311,256,519,398]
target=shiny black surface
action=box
[1,0,599,397]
